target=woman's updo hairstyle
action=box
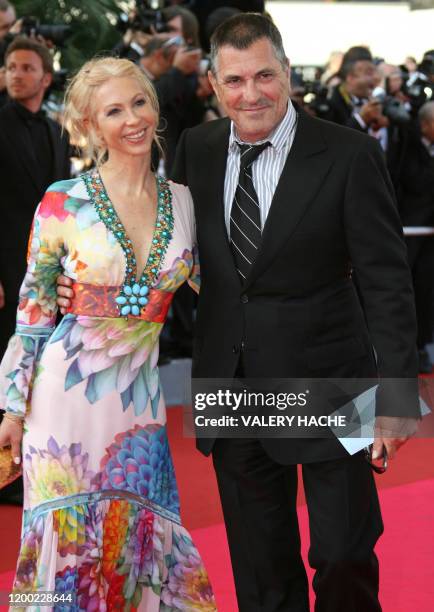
[63,57,161,165]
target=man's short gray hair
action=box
[419,100,434,123]
[209,12,287,75]
[0,0,14,12]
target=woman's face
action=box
[92,76,158,159]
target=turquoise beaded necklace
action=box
[83,168,174,317]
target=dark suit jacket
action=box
[398,131,434,227]
[156,68,204,176]
[326,85,365,131]
[398,129,434,268]
[171,108,420,464]
[0,102,70,303]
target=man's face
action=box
[209,37,290,143]
[421,116,434,144]
[167,15,183,38]
[346,60,379,98]
[0,6,15,40]
[5,49,51,105]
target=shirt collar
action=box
[11,99,46,122]
[140,64,155,81]
[229,100,297,153]
[421,136,434,155]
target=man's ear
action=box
[208,70,220,101]
[42,71,52,90]
[285,57,291,74]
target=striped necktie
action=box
[230,142,270,281]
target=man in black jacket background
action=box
[398,101,434,372]
[0,37,70,359]
[0,37,70,504]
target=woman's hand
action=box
[0,415,24,465]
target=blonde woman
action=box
[0,57,215,611]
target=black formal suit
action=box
[171,107,419,611]
[0,101,70,504]
[398,130,434,348]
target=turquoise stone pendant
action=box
[115,284,149,316]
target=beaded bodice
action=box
[82,169,174,317]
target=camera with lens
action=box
[402,75,434,114]
[117,0,169,35]
[373,91,411,125]
[20,16,72,47]
[301,81,331,119]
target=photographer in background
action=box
[140,33,201,174]
[398,101,434,373]
[326,48,385,132]
[163,4,200,47]
[0,0,14,46]
[327,49,414,189]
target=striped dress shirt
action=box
[224,101,298,235]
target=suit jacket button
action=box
[240,294,249,304]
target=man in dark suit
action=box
[327,49,381,131]
[326,52,408,190]
[398,101,434,372]
[170,14,419,612]
[0,37,70,505]
[0,36,70,359]
[56,14,419,612]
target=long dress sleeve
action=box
[188,244,200,294]
[0,189,65,418]
[183,184,200,295]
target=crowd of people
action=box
[0,1,432,610]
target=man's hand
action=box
[9,18,23,35]
[372,416,419,460]
[56,274,74,314]
[0,281,4,309]
[173,47,201,75]
[359,100,383,126]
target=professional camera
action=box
[403,74,434,113]
[21,16,72,47]
[373,91,411,125]
[117,0,169,35]
[302,81,331,119]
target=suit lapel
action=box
[203,121,241,286]
[244,110,332,290]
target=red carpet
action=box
[1,407,433,611]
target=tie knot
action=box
[238,142,270,170]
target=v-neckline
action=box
[83,168,174,297]
[95,168,158,283]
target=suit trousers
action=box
[212,437,383,612]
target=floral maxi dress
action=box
[0,171,216,611]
